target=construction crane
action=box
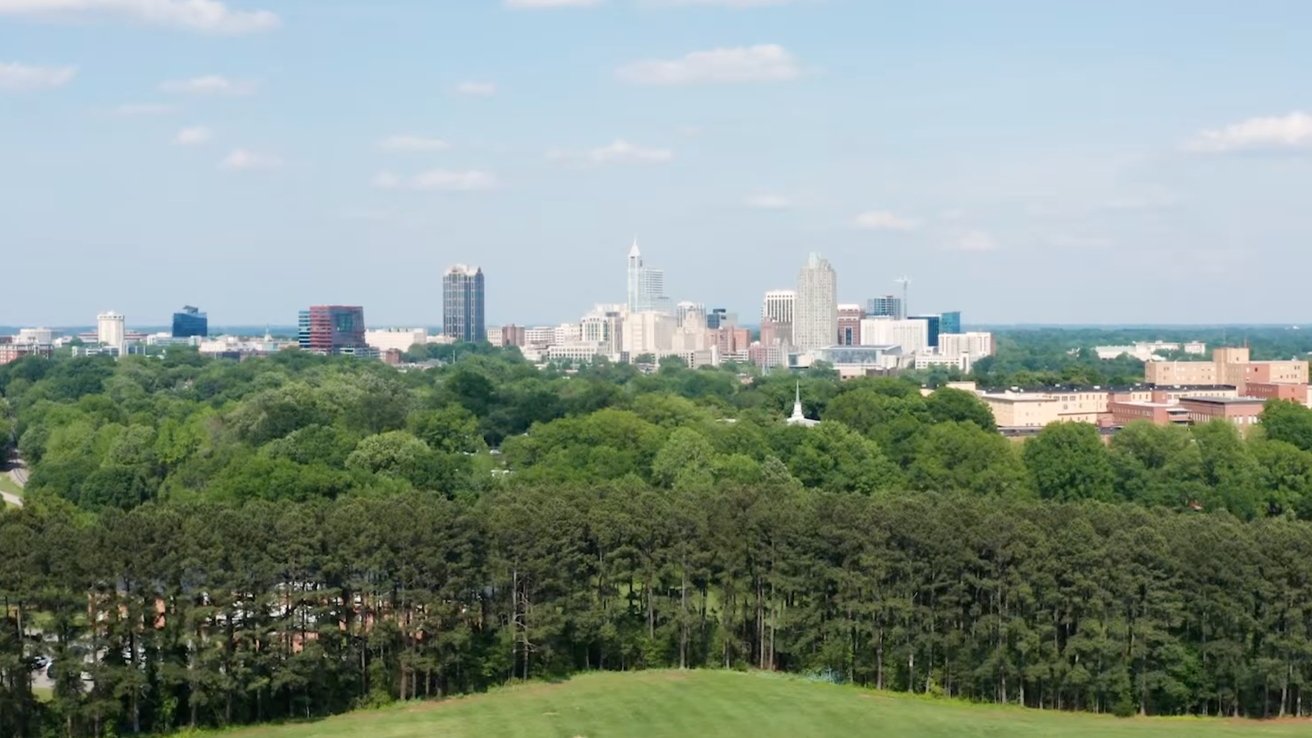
[894,276,911,318]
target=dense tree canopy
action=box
[5,338,1312,736]
[4,491,1312,738]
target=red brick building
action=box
[1177,396,1265,427]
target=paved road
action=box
[3,460,26,508]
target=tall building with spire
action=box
[625,239,672,315]
[793,253,837,352]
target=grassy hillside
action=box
[220,670,1309,738]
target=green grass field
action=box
[0,473,22,498]
[218,670,1310,738]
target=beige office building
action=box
[982,390,1110,428]
[1146,347,1307,392]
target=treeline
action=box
[7,350,1312,520]
[8,345,1312,736]
[3,490,1312,737]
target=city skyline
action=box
[4,2,1312,325]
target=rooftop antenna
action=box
[894,276,911,318]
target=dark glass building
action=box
[706,308,729,329]
[443,265,485,342]
[297,305,371,356]
[911,314,942,349]
[171,305,208,338]
[940,311,962,335]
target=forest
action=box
[4,335,1312,736]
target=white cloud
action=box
[615,44,801,85]
[504,0,601,7]
[173,125,212,145]
[745,194,792,210]
[1185,112,1312,153]
[0,0,279,34]
[113,101,176,115]
[219,148,280,171]
[377,134,449,152]
[455,81,496,97]
[0,62,76,91]
[956,230,998,252]
[160,74,255,95]
[372,169,498,192]
[853,210,919,231]
[548,139,674,165]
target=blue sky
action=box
[3,0,1311,327]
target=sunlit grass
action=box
[214,670,1311,738]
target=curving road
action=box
[3,460,26,508]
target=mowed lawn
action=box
[220,670,1311,738]
[0,473,22,498]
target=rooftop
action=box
[445,264,482,277]
[1178,396,1265,405]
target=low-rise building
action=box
[1177,396,1265,427]
[365,328,427,354]
[14,327,53,346]
[709,325,750,356]
[1244,381,1311,406]
[1096,340,1206,361]
[546,342,605,364]
[811,345,902,379]
[914,354,971,372]
[748,341,786,370]
[0,341,52,365]
[1108,400,1191,426]
[1147,347,1307,393]
[524,326,554,347]
[939,332,994,360]
[501,324,527,347]
[982,390,1110,428]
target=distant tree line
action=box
[6,349,1312,520]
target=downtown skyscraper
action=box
[443,264,486,343]
[625,240,672,315]
[793,253,837,352]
